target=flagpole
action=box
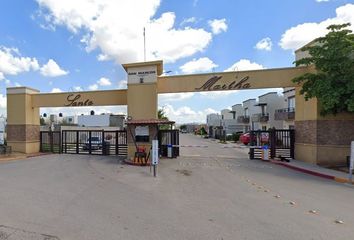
[143,27,146,62]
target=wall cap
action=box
[7,87,40,95]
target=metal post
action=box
[76,131,79,154]
[349,141,354,182]
[153,165,157,177]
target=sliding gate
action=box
[61,130,127,156]
[158,130,179,158]
[249,129,295,160]
[40,131,61,153]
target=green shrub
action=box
[225,132,242,142]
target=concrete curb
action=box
[270,160,354,185]
[0,153,50,162]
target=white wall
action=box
[206,113,221,127]
[221,109,233,120]
[258,92,284,129]
[243,99,260,130]
[78,115,110,127]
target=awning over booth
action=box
[127,119,175,125]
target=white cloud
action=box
[224,59,264,72]
[117,80,127,89]
[73,86,83,91]
[208,18,228,35]
[51,88,63,93]
[0,94,6,109]
[159,92,194,102]
[36,0,214,63]
[97,54,110,61]
[180,57,218,74]
[88,84,98,91]
[40,59,69,77]
[316,0,329,2]
[162,104,217,123]
[255,37,272,51]
[97,77,111,86]
[279,3,354,50]
[0,46,39,78]
[5,79,11,86]
[180,17,197,26]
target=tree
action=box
[158,108,170,130]
[293,23,354,115]
[180,124,187,130]
[40,117,46,126]
[158,108,169,120]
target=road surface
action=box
[0,133,353,239]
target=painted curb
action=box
[270,160,354,184]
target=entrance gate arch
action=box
[6,59,354,165]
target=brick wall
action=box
[295,120,354,146]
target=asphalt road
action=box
[0,133,353,240]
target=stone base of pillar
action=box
[7,124,40,154]
[295,119,354,166]
[7,141,40,154]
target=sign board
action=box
[64,94,93,107]
[152,140,159,165]
[127,65,157,84]
[135,126,149,136]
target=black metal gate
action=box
[61,130,127,156]
[158,130,179,158]
[249,129,295,160]
[40,131,61,153]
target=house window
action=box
[244,108,249,116]
[261,105,267,115]
[288,97,295,110]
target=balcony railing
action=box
[274,108,295,121]
[237,115,250,124]
[251,113,269,122]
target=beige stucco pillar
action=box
[7,87,40,153]
[294,87,354,166]
[123,61,162,161]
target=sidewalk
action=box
[270,158,353,184]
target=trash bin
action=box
[262,145,269,161]
[103,141,110,155]
[167,144,173,158]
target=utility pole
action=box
[143,27,146,62]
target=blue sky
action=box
[0,0,353,123]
